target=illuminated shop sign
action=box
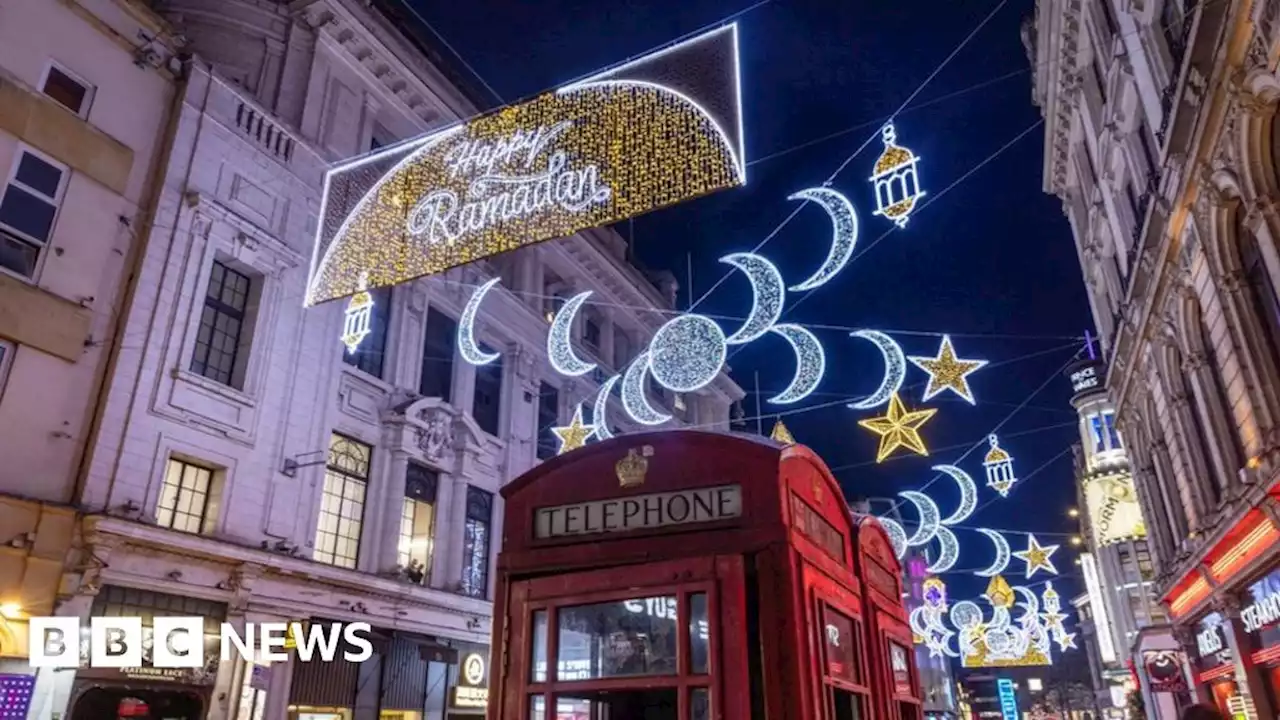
[1084,473,1147,546]
[534,485,742,538]
[449,652,489,709]
[306,25,746,306]
[1071,366,1100,394]
[622,597,709,639]
[997,678,1019,720]
[1195,613,1231,666]
[1242,591,1280,634]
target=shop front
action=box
[1191,610,1253,719]
[67,585,226,720]
[287,624,490,720]
[1238,566,1280,714]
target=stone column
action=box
[430,467,457,592]
[1172,624,1211,705]
[1183,346,1242,496]
[1213,265,1279,453]
[377,448,411,574]
[1218,593,1274,720]
[1164,387,1216,531]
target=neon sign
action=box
[998,678,1018,720]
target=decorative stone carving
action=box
[416,408,452,462]
[1214,591,1245,618]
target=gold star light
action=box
[1013,535,1060,578]
[551,403,597,455]
[857,392,937,462]
[908,335,988,405]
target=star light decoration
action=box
[1013,535,1060,578]
[858,392,937,462]
[551,403,597,455]
[908,335,987,404]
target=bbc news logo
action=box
[29,617,374,667]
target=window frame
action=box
[190,259,254,388]
[39,61,95,118]
[399,462,439,584]
[460,485,493,598]
[342,285,392,379]
[420,306,457,402]
[472,346,504,436]
[314,433,372,569]
[156,457,217,535]
[536,381,561,460]
[0,145,70,281]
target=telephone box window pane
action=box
[691,688,710,720]
[689,593,709,674]
[528,695,545,720]
[823,606,858,684]
[890,643,913,695]
[557,596,678,679]
[530,609,548,682]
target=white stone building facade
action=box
[14,1,743,719]
[0,0,180,693]
[1028,0,1280,716]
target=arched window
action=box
[1237,212,1280,367]
[1200,319,1247,473]
[1175,345,1223,504]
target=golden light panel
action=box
[307,25,746,306]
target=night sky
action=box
[403,0,1094,612]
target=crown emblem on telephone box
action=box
[616,446,653,488]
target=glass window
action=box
[536,382,559,460]
[823,606,858,684]
[584,316,601,349]
[472,349,502,435]
[398,463,437,584]
[553,691,677,717]
[1088,413,1105,452]
[1240,217,1280,370]
[343,286,391,378]
[420,308,456,401]
[530,610,548,682]
[460,486,492,598]
[313,434,370,569]
[1102,411,1122,450]
[191,260,251,387]
[156,458,214,534]
[691,688,710,720]
[235,660,268,720]
[0,150,65,278]
[689,593,709,674]
[615,330,632,367]
[42,65,92,116]
[556,596,678,679]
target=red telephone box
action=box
[489,430,920,720]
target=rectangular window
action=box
[1089,413,1105,453]
[41,64,93,117]
[0,149,66,278]
[1102,410,1122,449]
[460,486,492,598]
[314,433,371,569]
[584,317,601,349]
[420,307,456,402]
[343,286,391,378]
[614,331,632,368]
[191,260,251,387]
[1092,56,1107,104]
[399,463,438,585]
[556,596,679,678]
[156,458,215,534]
[1098,0,1118,36]
[0,340,12,399]
[472,349,503,436]
[1139,121,1159,174]
[1126,181,1141,224]
[536,382,560,460]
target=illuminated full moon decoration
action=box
[648,314,728,393]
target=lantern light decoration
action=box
[869,123,925,228]
[341,272,374,354]
[983,434,1018,497]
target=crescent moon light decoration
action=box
[877,516,908,559]
[933,465,978,526]
[591,374,621,441]
[648,314,728,392]
[973,528,1012,577]
[787,187,859,291]
[458,277,502,365]
[927,526,960,574]
[1013,586,1040,617]
[847,330,906,410]
[621,351,672,426]
[547,291,598,377]
[768,324,826,404]
[720,253,785,344]
[900,491,941,547]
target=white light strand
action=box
[767,324,825,404]
[647,314,728,393]
[847,330,906,410]
[547,291,598,377]
[787,187,859,291]
[720,252,784,344]
[459,277,502,365]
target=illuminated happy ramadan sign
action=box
[305,25,746,306]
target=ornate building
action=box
[1029,0,1280,716]
[14,1,743,719]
